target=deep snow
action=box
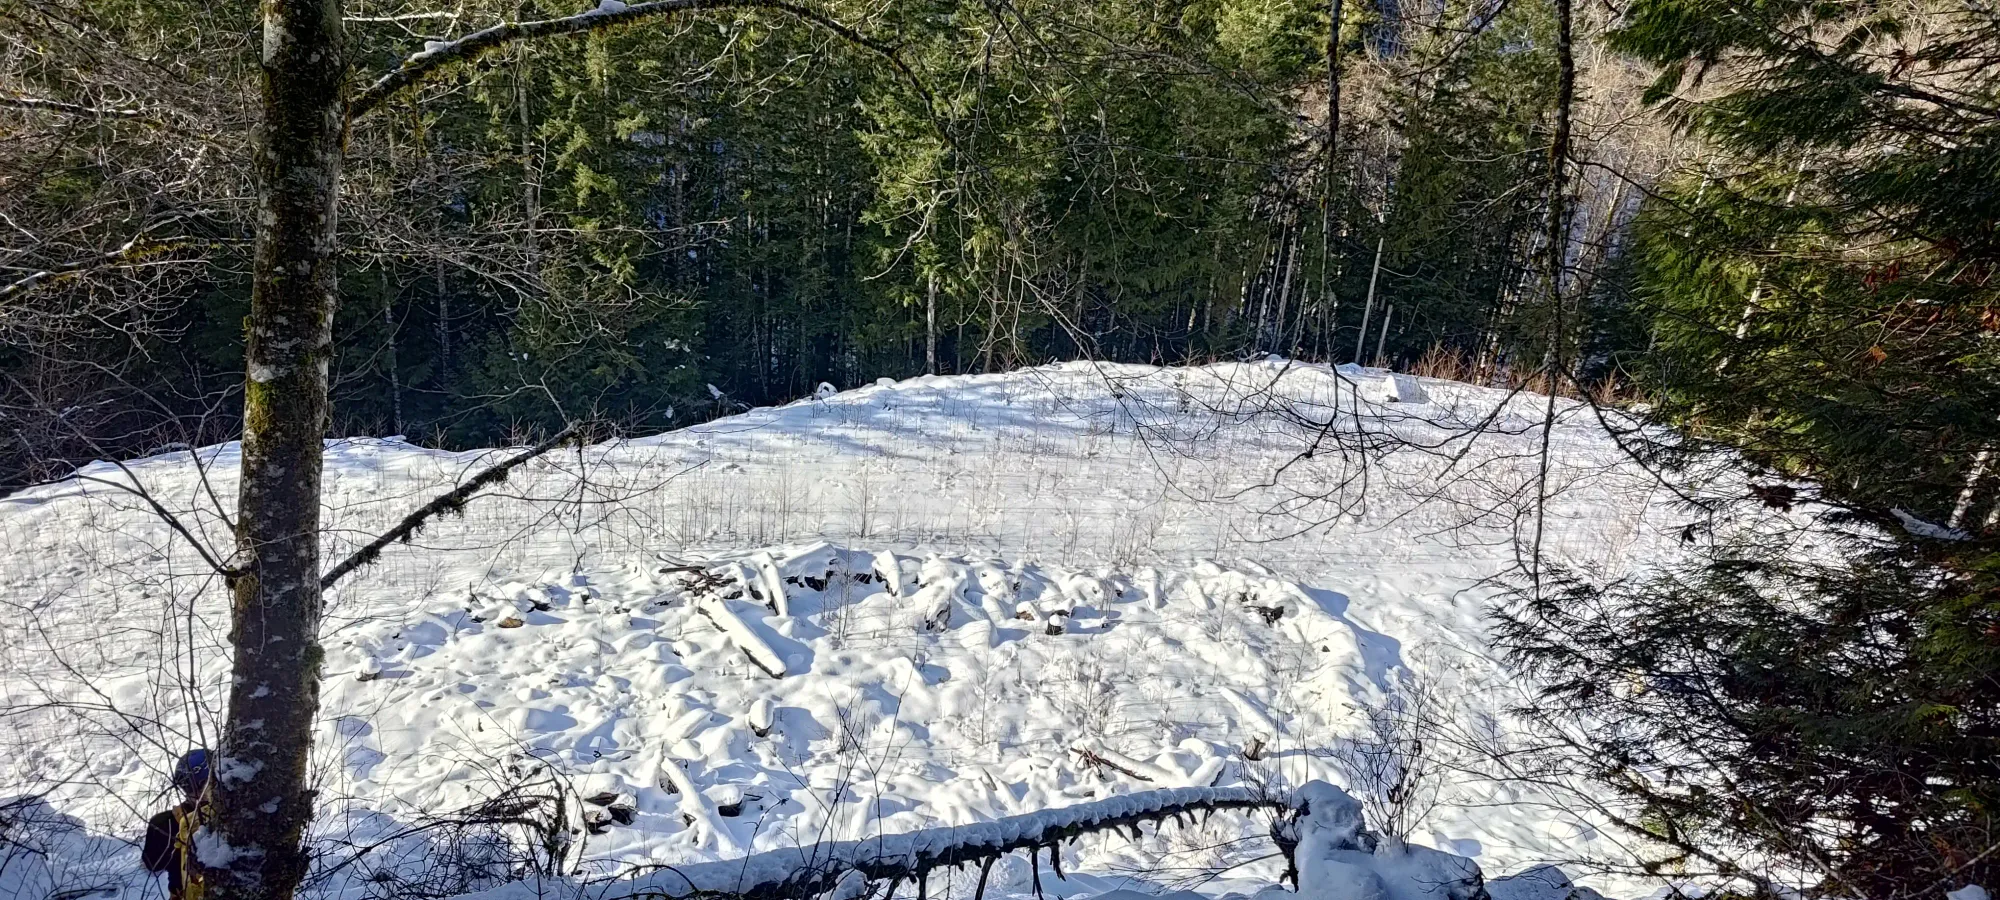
[0,361,1691,900]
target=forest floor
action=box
[0,360,1715,900]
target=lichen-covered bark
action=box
[207,0,345,896]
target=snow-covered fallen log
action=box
[658,758,738,855]
[452,785,1287,900]
[696,593,793,677]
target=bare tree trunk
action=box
[381,271,404,435]
[517,46,541,278]
[206,0,345,898]
[1271,223,1299,353]
[1527,0,1575,580]
[435,257,452,374]
[1716,161,1803,374]
[1950,447,1991,531]
[1319,0,1342,359]
[1374,303,1393,366]
[926,270,938,374]
[1353,234,1383,363]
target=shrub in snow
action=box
[1487,865,1605,900]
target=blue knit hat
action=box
[172,749,211,793]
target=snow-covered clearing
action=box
[0,361,1687,900]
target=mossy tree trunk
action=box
[195,5,904,898]
[205,0,345,896]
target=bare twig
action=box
[0,229,185,303]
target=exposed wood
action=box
[1070,746,1153,782]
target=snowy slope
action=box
[0,361,1688,900]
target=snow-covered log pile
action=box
[1258,782,1486,900]
[1256,783,1609,900]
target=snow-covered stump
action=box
[1262,783,1488,900]
[748,697,775,737]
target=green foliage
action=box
[1500,542,2000,893]
[1506,0,2000,891]
[1372,0,1559,357]
[1613,0,2000,519]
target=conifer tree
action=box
[1501,0,2000,890]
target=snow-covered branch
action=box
[0,94,148,118]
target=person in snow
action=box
[143,749,213,900]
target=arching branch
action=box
[319,422,584,589]
[0,228,188,303]
[346,0,941,129]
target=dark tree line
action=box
[4,0,1627,492]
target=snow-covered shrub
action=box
[1322,679,1447,842]
[303,756,579,900]
[1260,782,1486,900]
